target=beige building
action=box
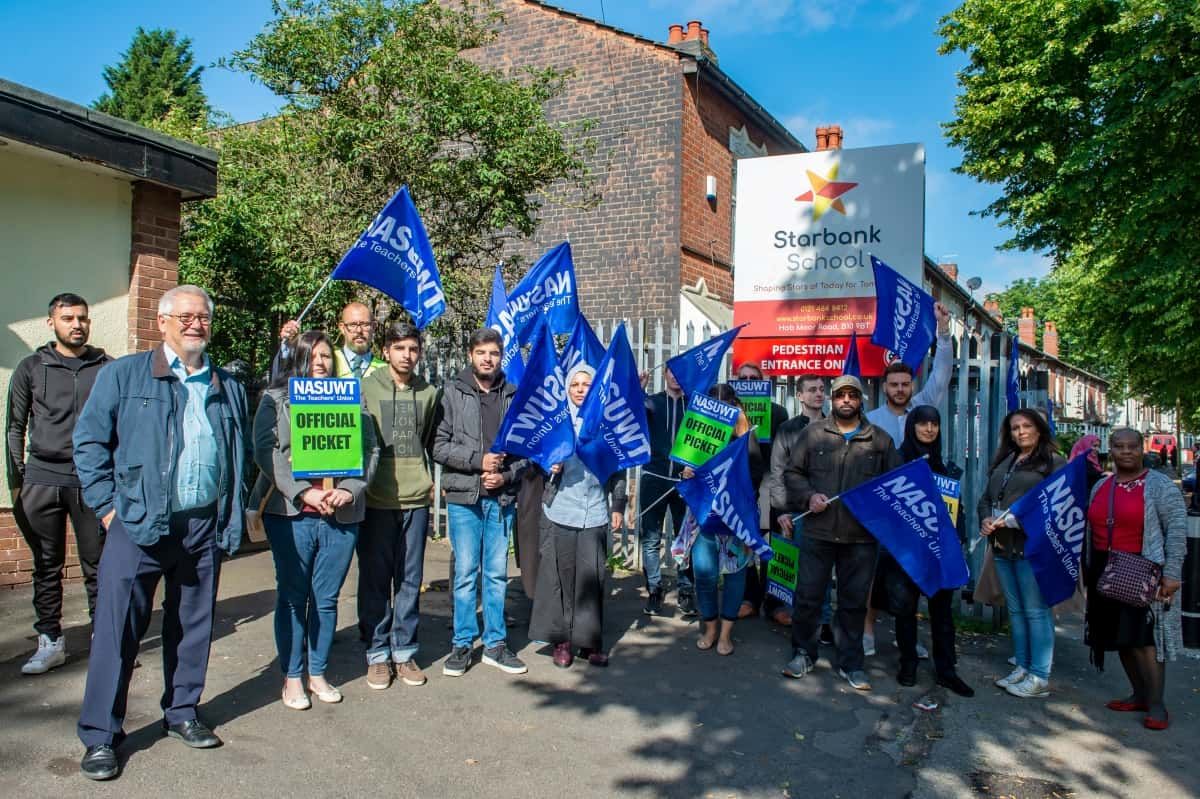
[0,78,217,587]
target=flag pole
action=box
[295,275,333,328]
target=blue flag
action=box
[870,255,936,370]
[1046,398,1057,437]
[665,324,746,398]
[491,242,579,348]
[558,312,605,378]
[676,433,772,561]
[1007,456,1088,606]
[840,458,969,596]
[485,264,524,387]
[489,318,573,471]
[576,323,652,483]
[1006,335,1020,412]
[331,186,446,329]
[841,330,862,377]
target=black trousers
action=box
[13,483,104,637]
[791,534,877,672]
[78,508,221,747]
[877,550,958,675]
[528,518,606,651]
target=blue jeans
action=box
[265,514,358,678]
[357,507,428,664]
[639,473,691,593]
[447,498,513,649]
[993,555,1054,679]
[691,532,747,621]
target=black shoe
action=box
[677,591,698,620]
[80,744,119,780]
[818,624,835,646]
[898,662,918,687]
[936,672,976,697]
[162,719,221,749]
[442,645,472,677]
[643,589,664,616]
[482,644,528,675]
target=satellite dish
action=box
[966,277,983,291]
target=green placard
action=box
[766,534,799,606]
[670,392,739,468]
[730,379,772,442]
[289,377,364,478]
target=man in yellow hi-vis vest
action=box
[271,302,386,382]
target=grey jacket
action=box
[252,387,379,524]
[1087,471,1187,662]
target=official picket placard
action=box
[289,378,363,479]
[670,392,740,468]
[766,534,799,606]
[729,379,772,442]
[932,474,961,525]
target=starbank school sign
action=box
[732,144,925,377]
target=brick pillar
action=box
[1018,307,1036,347]
[1042,321,1059,357]
[128,181,182,353]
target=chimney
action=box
[815,126,830,150]
[827,124,844,149]
[668,20,718,64]
[1043,321,1059,358]
[686,20,702,40]
[939,262,959,283]
[668,24,683,43]
[1018,307,1036,347]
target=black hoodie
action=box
[6,342,110,488]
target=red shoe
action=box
[1106,698,1148,712]
[552,642,573,669]
[579,648,609,667]
[1143,712,1169,731]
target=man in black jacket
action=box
[6,293,110,675]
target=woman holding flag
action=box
[528,364,627,669]
[978,410,1065,699]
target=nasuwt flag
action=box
[485,264,524,386]
[1005,455,1088,606]
[489,318,573,472]
[676,432,773,561]
[559,312,605,378]
[491,242,579,348]
[665,324,746,398]
[870,255,936,371]
[1046,398,1057,437]
[841,330,862,377]
[575,323,651,484]
[840,458,969,596]
[331,186,445,329]
[1006,335,1020,412]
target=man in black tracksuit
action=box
[6,293,110,675]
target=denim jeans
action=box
[639,473,691,593]
[265,514,358,678]
[790,534,878,673]
[357,507,429,664]
[993,554,1054,679]
[691,531,747,621]
[447,498,513,649]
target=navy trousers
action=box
[78,507,221,748]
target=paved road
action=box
[0,539,1195,798]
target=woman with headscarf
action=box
[528,364,626,669]
[874,406,974,696]
[1069,434,1105,492]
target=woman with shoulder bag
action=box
[1084,428,1186,730]
[978,409,1065,698]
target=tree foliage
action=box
[94,28,209,126]
[940,0,1200,414]
[181,0,596,373]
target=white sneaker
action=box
[994,666,1027,688]
[862,633,876,657]
[1005,673,1050,698]
[21,634,66,675]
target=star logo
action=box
[794,163,858,220]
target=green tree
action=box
[181,0,595,372]
[94,28,209,126]
[940,0,1200,414]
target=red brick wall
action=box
[471,0,685,324]
[2,179,181,589]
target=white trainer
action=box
[1006,673,1050,698]
[22,634,66,675]
[994,665,1027,688]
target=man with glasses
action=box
[272,302,386,382]
[73,285,249,781]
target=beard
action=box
[834,403,859,420]
[55,329,86,348]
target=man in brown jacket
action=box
[770,375,901,690]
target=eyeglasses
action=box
[163,313,211,327]
[341,321,373,331]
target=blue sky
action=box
[0,0,1050,296]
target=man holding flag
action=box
[771,375,901,689]
[272,303,386,383]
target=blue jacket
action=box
[73,345,249,555]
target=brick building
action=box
[0,79,217,588]
[474,1,804,327]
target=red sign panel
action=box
[733,336,892,378]
[734,296,876,339]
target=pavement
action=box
[0,537,1196,799]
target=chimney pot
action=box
[1042,321,1060,357]
[828,124,843,149]
[668,24,684,44]
[700,27,710,45]
[939,262,959,282]
[1020,307,1035,319]
[687,20,702,40]
[816,126,829,150]
[1018,307,1036,347]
